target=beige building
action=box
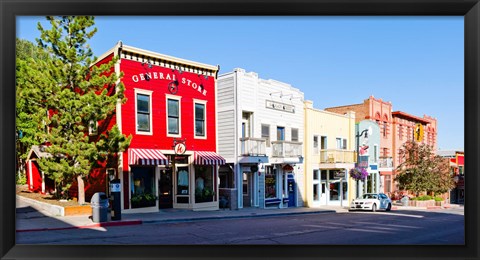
[303,100,357,207]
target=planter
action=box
[435,201,446,207]
[408,200,436,207]
[64,205,92,216]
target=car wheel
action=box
[372,204,377,212]
[386,203,392,212]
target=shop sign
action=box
[266,100,295,113]
[131,71,207,96]
[174,143,186,155]
[334,171,345,179]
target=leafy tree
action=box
[395,140,454,196]
[15,38,50,179]
[20,16,131,203]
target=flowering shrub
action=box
[349,167,369,181]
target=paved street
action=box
[16,207,464,245]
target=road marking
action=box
[349,211,424,218]
[381,212,424,218]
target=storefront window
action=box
[321,170,327,180]
[130,167,156,208]
[330,182,340,201]
[195,165,214,203]
[177,166,189,195]
[265,168,276,199]
[385,175,391,193]
[313,184,319,201]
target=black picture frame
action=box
[1,0,478,259]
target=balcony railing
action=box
[271,141,303,158]
[240,137,267,156]
[379,157,394,168]
[319,149,356,163]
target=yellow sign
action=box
[414,123,424,142]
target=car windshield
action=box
[361,194,377,199]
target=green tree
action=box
[15,38,50,182]
[395,140,454,196]
[25,16,131,203]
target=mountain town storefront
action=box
[96,42,225,213]
[124,149,225,212]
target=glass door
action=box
[158,169,173,209]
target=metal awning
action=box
[128,148,169,166]
[194,151,226,165]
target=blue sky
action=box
[16,16,464,151]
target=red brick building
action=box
[325,96,438,195]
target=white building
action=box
[217,68,304,209]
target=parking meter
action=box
[110,179,122,220]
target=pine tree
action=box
[395,140,454,196]
[16,38,50,180]
[27,16,131,203]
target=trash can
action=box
[91,192,109,223]
[401,195,409,206]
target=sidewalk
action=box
[16,195,344,232]
[16,195,463,233]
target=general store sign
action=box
[131,71,207,96]
[266,100,295,113]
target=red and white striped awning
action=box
[128,148,169,166]
[194,151,226,165]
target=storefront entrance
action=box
[243,172,253,207]
[287,175,296,207]
[158,169,173,209]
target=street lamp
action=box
[355,126,372,197]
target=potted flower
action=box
[349,167,369,181]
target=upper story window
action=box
[261,124,270,147]
[336,138,347,149]
[383,121,388,137]
[277,126,285,141]
[135,89,153,135]
[291,128,299,142]
[167,97,180,136]
[194,101,206,137]
[313,135,319,154]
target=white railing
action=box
[240,137,267,156]
[319,149,356,163]
[271,141,303,157]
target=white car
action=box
[349,193,392,212]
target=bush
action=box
[16,173,27,185]
[434,196,444,202]
[411,195,433,201]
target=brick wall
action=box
[325,103,368,123]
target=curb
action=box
[16,219,142,233]
[16,195,65,216]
